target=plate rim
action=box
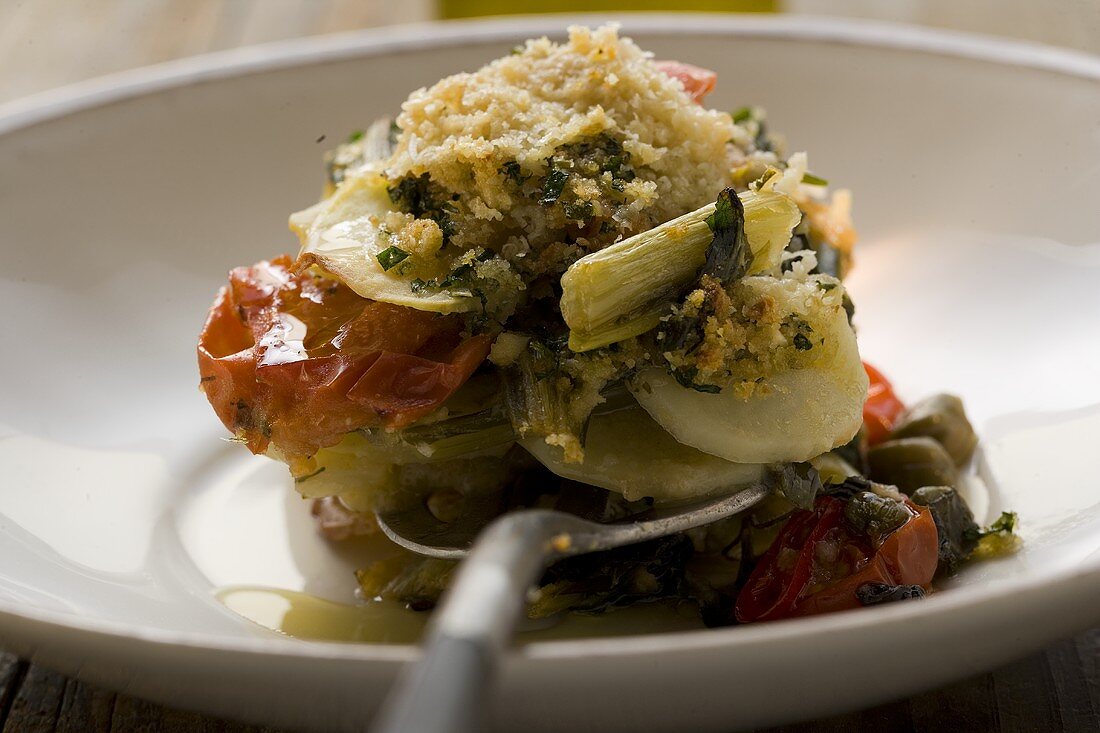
[1,12,1097,135]
[1,12,1098,666]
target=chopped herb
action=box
[601,153,631,178]
[732,106,753,124]
[818,281,838,292]
[658,188,752,383]
[563,199,594,222]
[540,168,570,205]
[510,45,524,55]
[783,315,814,351]
[856,582,925,606]
[801,172,829,186]
[540,134,635,205]
[500,160,527,186]
[701,187,751,286]
[294,467,327,484]
[387,173,433,212]
[346,129,364,143]
[314,134,326,144]
[438,262,472,288]
[408,249,498,294]
[672,367,721,393]
[987,511,1017,534]
[387,173,457,241]
[376,246,410,271]
[964,510,1020,555]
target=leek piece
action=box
[400,410,516,461]
[502,339,576,444]
[560,189,801,351]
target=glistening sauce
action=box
[216,585,704,644]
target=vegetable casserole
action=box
[197,25,1014,626]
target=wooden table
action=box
[1,1,1097,731]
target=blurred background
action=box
[1,0,1098,106]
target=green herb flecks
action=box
[658,188,752,389]
[387,173,457,241]
[560,188,800,352]
[500,160,527,186]
[731,107,772,152]
[376,246,410,272]
[801,172,829,186]
[540,168,570,205]
[672,367,721,394]
[563,199,595,222]
[966,511,1021,560]
[701,187,752,286]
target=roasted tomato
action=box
[653,60,717,103]
[735,493,938,623]
[197,256,491,459]
[862,361,906,445]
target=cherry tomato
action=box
[863,361,906,445]
[734,495,938,623]
[197,256,490,459]
[653,60,717,103]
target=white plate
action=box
[1,14,1099,733]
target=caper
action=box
[844,491,912,541]
[890,393,977,465]
[867,437,957,494]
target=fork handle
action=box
[371,511,562,733]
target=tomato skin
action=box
[347,334,493,428]
[863,362,906,445]
[653,60,717,102]
[197,257,490,459]
[734,495,938,623]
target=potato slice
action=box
[630,296,867,464]
[521,402,765,503]
[290,173,476,314]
